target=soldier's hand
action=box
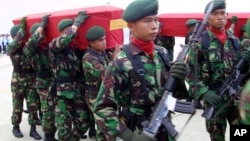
[203,90,222,108]
[40,14,50,28]
[242,48,250,62]
[231,16,238,24]
[118,128,155,141]
[20,17,27,29]
[110,44,122,59]
[73,11,90,27]
[170,62,189,81]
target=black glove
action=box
[119,128,155,141]
[170,62,189,81]
[40,14,50,28]
[242,49,250,62]
[73,11,90,27]
[203,90,222,108]
[231,16,238,24]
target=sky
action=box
[1,0,249,34]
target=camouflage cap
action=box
[30,23,40,34]
[246,19,250,37]
[122,0,158,22]
[57,19,73,31]
[86,26,106,41]
[186,19,198,26]
[204,0,226,13]
[10,24,20,37]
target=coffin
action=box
[12,6,126,50]
[159,12,250,38]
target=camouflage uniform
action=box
[94,44,183,141]
[8,35,39,129]
[186,30,241,141]
[82,47,110,141]
[23,31,57,135]
[240,38,250,52]
[49,34,90,141]
[239,79,250,125]
[154,35,175,61]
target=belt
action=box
[13,68,35,74]
[56,77,77,83]
[37,71,52,79]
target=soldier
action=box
[154,22,175,61]
[23,15,58,141]
[184,19,203,109]
[94,0,189,141]
[184,19,198,45]
[82,26,110,140]
[48,11,91,141]
[186,1,249,141]
[8,17,42,140]
[238,19,250,125]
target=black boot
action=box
[12,125,23,138]
[30,125,42,140]
[88,124,96,138]
[195,100,203,109]
[81,134,87,139]
[50,131,58,141]
[44,133,58,141]
[36,118,42,126]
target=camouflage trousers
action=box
[11,74,39,126]
[204,101,239,141]
[36,84,56,133]
[55,93,90,141]
[86,95,107,141]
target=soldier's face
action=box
[89,36,106,52]
[208,9,227,30]
[128,15,158,41]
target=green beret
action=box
[246,19,250,37]
[86,26,106,41]
[30,23,40,34]
[186,19,198,26]
[123,0,158,22]
[10,24,20,37]
[204,0,226,13]
[57,19,73,31]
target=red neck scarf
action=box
[210,27,227,44]
[131,37,154,58]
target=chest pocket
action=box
[123,45,170,106]
[201,30,240,81]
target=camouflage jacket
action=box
[7,40,35,86]
[82,47,109,100]
[94,43,174,140]
[154,35,175,61]
[240,38,250,52]
[239,80,250,125]
[48,36,82,99]
[186,30,241,100]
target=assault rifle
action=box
[201,59,246,120]
[142,1,214,139]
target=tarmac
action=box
[0,53,230,141]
